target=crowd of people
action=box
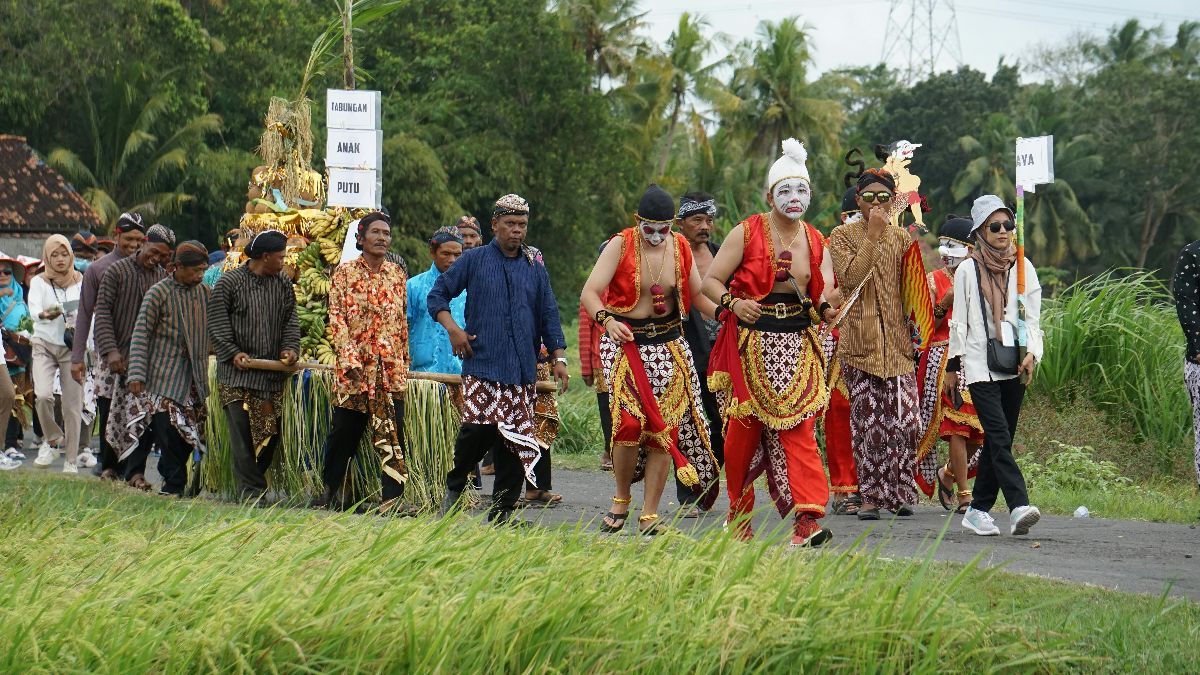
[1,137,1065,547]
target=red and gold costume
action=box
[599,228,719,509]
[707,213,829,521]
[822,329,858,496]
[915,267,982,496]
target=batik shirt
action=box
[329,256,409,399]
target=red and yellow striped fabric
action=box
[900,240,934,350]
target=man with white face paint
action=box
[581,184,720,536]
[915,216,983,514]
[703,138,840,547]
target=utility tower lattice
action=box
[880,0,965,83]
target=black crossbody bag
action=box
[974,261,1019,375]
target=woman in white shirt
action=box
[945,195,1043,537]
[28,234,85,473]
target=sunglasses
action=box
[988,220,1016,233]
[859,191,893,204]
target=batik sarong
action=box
[220,384,286,458]
[599,333,719,508]
[110,385,206,461]
[842,364,919,512]
[915,341,983,496]
[1185,361,1200,486]
[461,375,541,487]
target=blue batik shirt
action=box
[407,263,467,374]
[427,239,566,386]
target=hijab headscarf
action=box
[38,234,83,288]
[971,231,1017,336]
[0,261,29,332]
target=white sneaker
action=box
[1010,505,1041,536]
[34,442,56,467]
[62,461,78,474]
[4,447,25,460]
[77,451,97,469]
[961,506,1000,536]
[0,455,20,470]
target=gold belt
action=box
[627,318,682,339]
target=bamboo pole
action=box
[237,358,559,393]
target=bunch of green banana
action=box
[293,241,324,272]
[317,237,342,265]
[299,268,331,296]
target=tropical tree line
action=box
[1,0,1198,300]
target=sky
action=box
[641,0,1199,79]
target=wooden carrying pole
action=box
[241,358,559,393]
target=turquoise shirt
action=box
[407,263,466,374]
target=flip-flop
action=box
[936,468,954,511]
[600,511,629,533]
[521,490,563,507]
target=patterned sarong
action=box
[1185,361,1200,486]
[599,334,719,508]
[461,375,541,487]
[710,324,827,429]
[842,364,919,512]
[915,342,983,496]
[220,384,286,458]
[110,384,206,461]
[335,375,407,485]
[533,362,559,449]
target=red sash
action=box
[619,341,700,488]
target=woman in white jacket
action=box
[28,235,85,473]
[945,195,1042,536]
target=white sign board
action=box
[326,129,382,170]
[340,219,362,264]
[1015,135,1054,193]
[327,167,380,209]
[326,89,381,130]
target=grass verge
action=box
[2,473,1197,672]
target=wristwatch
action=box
[554,356,568,366]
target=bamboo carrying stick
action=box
[238,358,559,393]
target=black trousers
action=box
[677,386,726,505]
[322,402,405,503]
[226,402,280,500]
[96,397,121,472]
[525,446,551,491]
[447,423,524,520]
[968,377,1030,511]
[5,417,20,449]
[597,391,613,456]
[122,428,154,481]
[153,412,194,495]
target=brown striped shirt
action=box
[93,257,167,360]
[207,265,301,393]
[71,249,126,364]
[128,279,211,402]
[828,221,915,379]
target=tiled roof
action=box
[0,135,102,232]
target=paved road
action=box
[11,454,1199,600]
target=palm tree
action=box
[556,0,649,86]
[1083,19,1163,66]
[47,64,220,231]
[952,111,1100,267]
[721,18,843,165]
[642,13,727,178]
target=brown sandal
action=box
[128,474,152,491]
[521,490,563,507]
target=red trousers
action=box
[724,416,828,518]
[824,388,858,494]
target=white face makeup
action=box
[938,239,969,268]
[640,220,671,247]
[772,178,811,221]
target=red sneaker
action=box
[791,514,832,548]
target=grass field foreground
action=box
[2,474,1198,672]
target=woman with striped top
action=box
[125,242,212,497]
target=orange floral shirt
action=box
[329,257,410,399]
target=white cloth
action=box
[767,138,810,190]
[947,257,1044,386]
[27,276,81,347]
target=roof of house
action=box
[0,134,101,232]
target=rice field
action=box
[2,472,1198,673]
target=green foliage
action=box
[1036,271,1191,473]
[1019,441,1137,495]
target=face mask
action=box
[772,179,811,221]
[640,221,670,247]
[74,259,90,272]
[939,240,969,269]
